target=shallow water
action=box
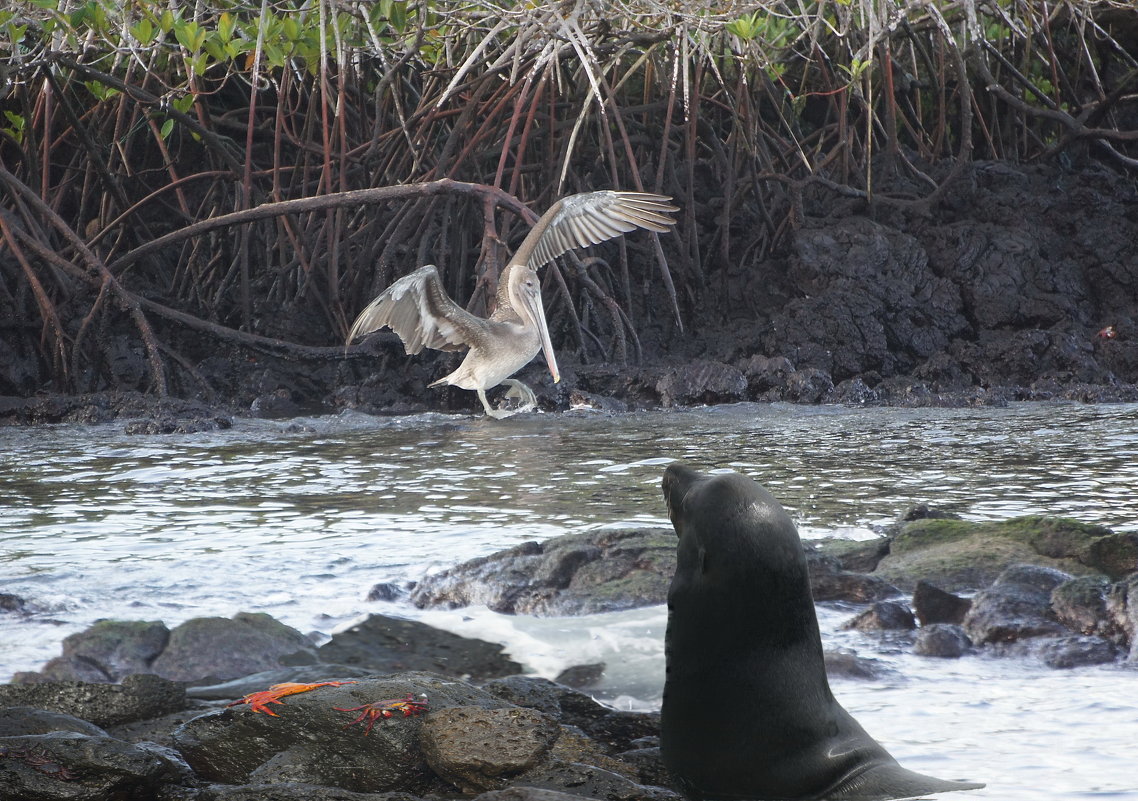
[3,401,1138,799]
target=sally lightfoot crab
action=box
[335,694,429,735]
[227,681,359,716]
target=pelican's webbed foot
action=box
[476,381,536,419]
[501,379,537,413]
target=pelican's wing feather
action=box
[527,191,678,269]
[346,265,486,354]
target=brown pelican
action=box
[347,191,677,418]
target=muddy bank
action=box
[2,161,1137,425]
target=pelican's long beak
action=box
[517,272,560,384]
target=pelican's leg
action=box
[477,388,516,420]
[501,379,537,413]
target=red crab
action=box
[227,681,359,716]
[335,694,429,735]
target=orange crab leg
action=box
[227,681,359,716]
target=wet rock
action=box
[0,674,188,728]
[806,551,899,603]
[914,624,972,658]
[480,676,564,719]
[1035,635,1122,669]
[1084,532,1138,580]
[172,673,501,793]
[963,564,1071,645]
[0,592,27,613]
[480,676,658,753]
[737,355,795,399]
[0,707,108,738]
[150,612,317,683]
[35,619,170,683]
[783,368,834,403]
[512,759,680,801]
[812,537,890,574]
[367,582,409,602]
[410,529,676,616]
[841,601,916,631]
[201,783,425,801]
[655,360,747,407]
[250,388,301,418]
[567,389,628,412]
[553,664,605,690]
[873,516,1111,592]
[420,706,561,792]
[315,614,522,680]
[828,376,879,404]
[823,650,897,680]
[912,580,972,626]
[1051,576,1119,639]
[614,746,671,788]
[0,731,172,800]
[1106,575,1138,660]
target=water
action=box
[3,401,1138,799]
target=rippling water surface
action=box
[3,401,1138,800]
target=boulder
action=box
[1050,576,1120,639]
[655,360,747,406]
[35,619,169,683]
[1035,636,1122,669]
[410,529,676,616]
[150,612,317,683]
[420,706,561,792]
[805,551,899,603]
[913,624,972,658]
[0,731,175,801]
[840,601,916,632]
[315,614,522,680]
[962,564,1071,645]
[874,516,1112,592]
[1106,575,1138,660]
[912,580,972,625]
[173,672,504,793]
[0,674,187,728]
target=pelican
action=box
[346,191,677,418]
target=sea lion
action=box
[660,463,983,801]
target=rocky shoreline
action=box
[3,510,1135,800]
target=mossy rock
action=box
[890,516,1110,559]
[875,515,1113,593]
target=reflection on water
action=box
[2,401,1138,800]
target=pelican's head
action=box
[508,264,560,384]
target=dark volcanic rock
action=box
[0,674,187,728]
[420,706,561,792]
[315,614,523,680]
[1035,635,1122,669]
[35,619,170,683]
[410,529,676,616]
[912,580,972,626]
[841,601,916,631]
[762,216,967,381]
[1106,575,1138,660]
[172,673,500,793]
[963,564,1071,645]
[0,707,108,738]
[0,730,174,800]
[552,663,605,689]
[655,360,747,406]
[1051,576,1120,639]
[150,612,317,683]
[913,624,972,658]
[805,551,899,603]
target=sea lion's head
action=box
[662,462,811,623]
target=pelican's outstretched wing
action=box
[524,191,678,270]
[346,265,486,354]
